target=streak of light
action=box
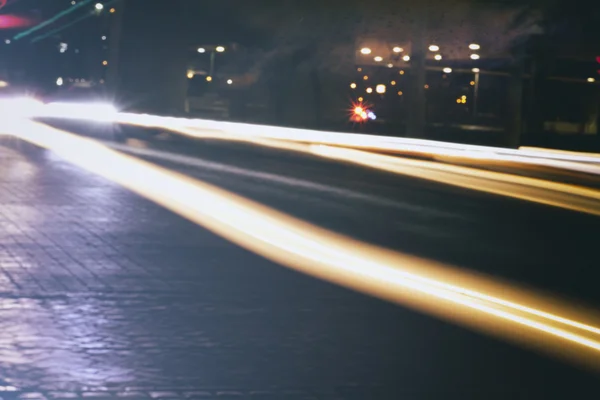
[13,0,95,41]
[309,145,600,217]
[519,147,600,159]
[102,116,600,215]
[107,112,600,166]
[23,101,600,209]
[3,118,600,371]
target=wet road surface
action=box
[0,127,599,399]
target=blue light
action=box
[367,111,376,120]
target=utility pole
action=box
[106,0,124,96]
[406,7,427,138]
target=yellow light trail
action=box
[32,102,600,166]
[3,118,600,371]
[109,120,600,217]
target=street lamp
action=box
[216,46,225,53]
[472,67,480,73]
[443,67,452,73]
[360,47,371,55]
[402,55,410,61]
[227,79,233,85]
[197,47,205,53]
[469,43,480,50]
[95,3,104,10]
[376,84,386,94]
[587,77,596,83]
[374,56,383,62]
[470,54,480,60]
[434,54,442,61]
[428,45,439,52]
[393,47,403,53]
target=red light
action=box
[349,100,373,123]
[596,56,600,64]
[0,15,36,29]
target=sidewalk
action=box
[0,138,406,399]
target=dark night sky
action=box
[1,0,599,89]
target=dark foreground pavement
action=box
[0,131,599,399]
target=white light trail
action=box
[2,118,600,371]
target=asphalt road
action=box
[2,120,599,399]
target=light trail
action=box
[115,113,600,165]
[3,117,600,371]
[33,104,600,166]
[106,121,600,216]
[30,102,600,215]
[309,145,600,216]
[520,146,600,160]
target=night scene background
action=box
[0,0,599,399]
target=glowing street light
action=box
[472,67,480,73]
[470,54,480,60]
[443,67,452,73]
[227,79,233,85]
[393,47,403,53]
[206,76,212,82]
[95,3,104,10]
[366,87,373,93]
[350,82,357,89]
[360,47,372,55]
[469,43,480,50]
[428,45,439,52]
[374,56,383,62]
[4,39,10,44]
[187,71,194,79]
[402,55,410,61]
[101,36,107,41]
[197,47,205,53]
[434,54,442,61]
[376,84,386,94]
[387,63,393,68]
[216,46,225,52]
[102,60,108,66]
[56,77,63,86]
[588,77,596,83]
